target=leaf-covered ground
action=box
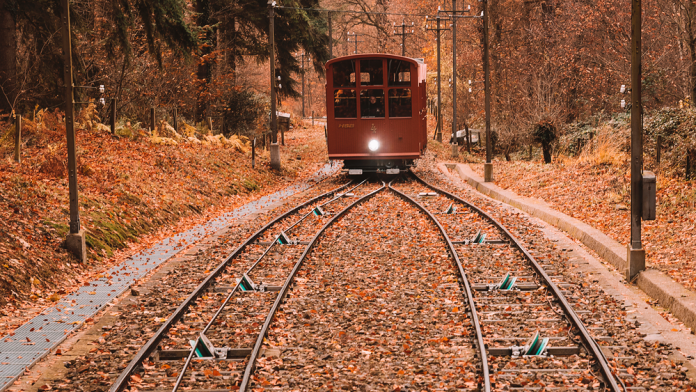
[426,123,696,292]
[465,160,696,289]
[0,115,328,338]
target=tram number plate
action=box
[386,168,400,174]
[348,169,363,175]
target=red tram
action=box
[325,54,428,173]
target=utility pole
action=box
[439,1,470,157]
[268,0,280,170]
[427,15,450,142]
[60,0,85,262]
[452,0,458,157]
[393,20,415,57]
[483,0,493,182]
[301,53,306,118]
[328,12,333,59]
[347,32,363,54]
[628,0,644,279]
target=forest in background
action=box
[0,0,695,174]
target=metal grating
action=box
[0,162,338,392]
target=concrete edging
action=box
[444,162,696,333]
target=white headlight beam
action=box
[368,139,380,152]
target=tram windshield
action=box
[333,60,356,88]
[360,60,383,86]
[388,60,411,86]
[389,89,412,118]
[334,89,357,118]
[360,89,385,118]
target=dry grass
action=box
[576,125,629,167]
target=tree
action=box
[0,0,198,115]
[0,0,16,117]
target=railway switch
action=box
[510,331,550,357]
[444,203,456,214]
[238,274,258,291]
[190,334,231,359]
[487,271,517,291]
[277,231,293,245]
[313,206,325,216]
[642,171,656,221]
[472,231,487,244]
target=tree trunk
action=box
[0,0,16,117]
[541,142,552,164]
[195,0,212,123]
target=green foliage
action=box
[645,107,696,177]
[217,0,330,98]
[560,114,629,157]
[223,89,267,137]
[106,0,198,66]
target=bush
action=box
[645,107,696,177]
[222,90,268,137]
[532,120,557,163]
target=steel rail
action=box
[408,170,622,391]
[110,180,354,392]
[169,178,372,390]
[283,178,368,234]
[387,179,491,392]
[238,182,386,391]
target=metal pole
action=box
[436,16,442,142]
[268,1,280,169]
[110,98,116,135]
[270,3,277,144]
[483,0,493,182]
[301,53,305,118]
[14,115,21,163]
[328,12,333,59]
[451,0,459,157]
[402,20,406,56]
[628,0,644,280]
[62,0,79,234]
[61,0,85,261]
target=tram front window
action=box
[388,60,411,86]
[360,59,383,86]
[389,89,412,118]
[333,60,356,88]
[360,90,385,118]
[334,89,357,118]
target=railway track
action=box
[392,171,622,391]
[56,168,695,391]
[108,178,384,391]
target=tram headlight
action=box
[368,139,380,152]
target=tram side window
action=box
[360,89,385,118]
[388,60,411,86]
[334,89,357,118]
[333,60,356,88]
[360,60,383,86]
[389,89,412,118]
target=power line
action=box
[275,5,435,18]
